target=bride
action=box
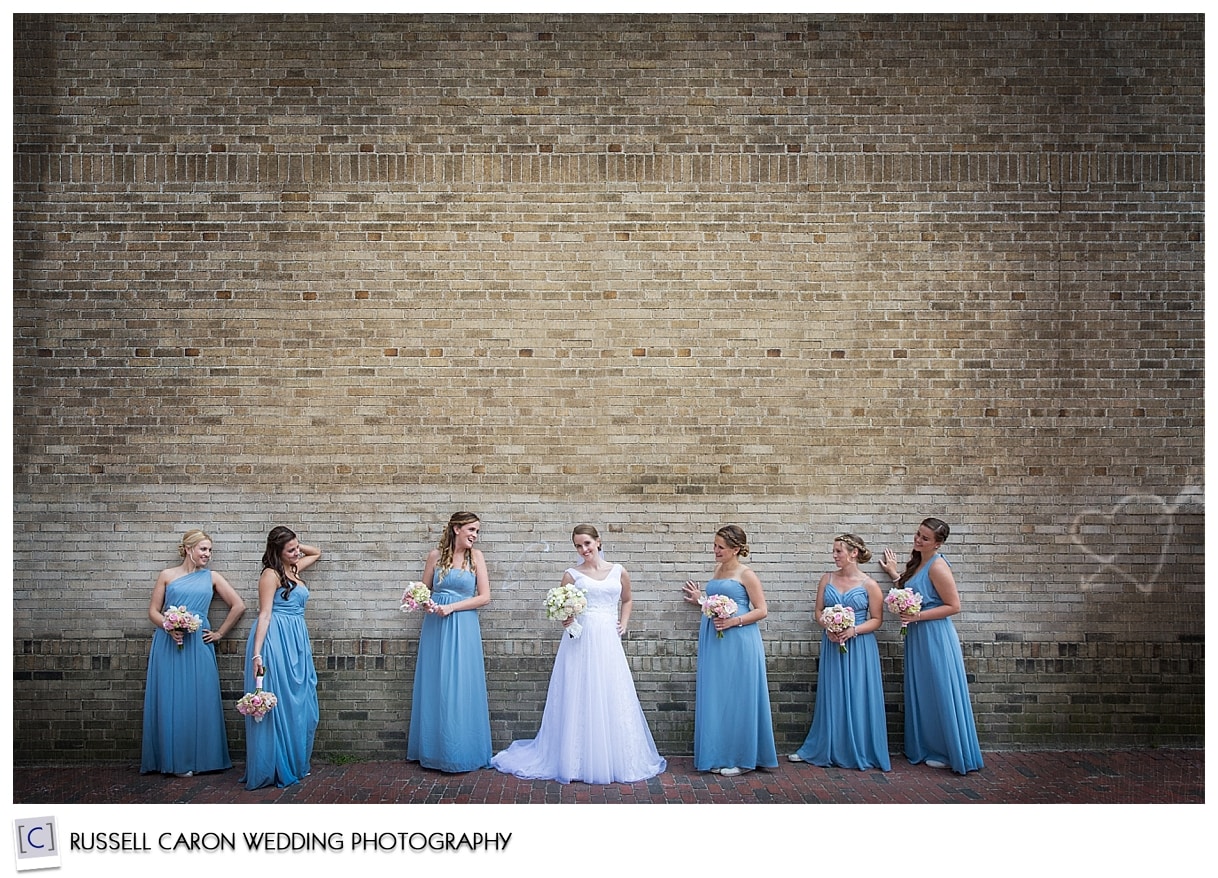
[490,524,667,784]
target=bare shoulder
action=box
[152,567,176,593]
[930,554,954,576]
[739,565,763,588]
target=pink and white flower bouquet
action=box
[884,587,923,637]
[700,594,739,638]
[236,676,278,723]
[161,605,202,650]
[545,583,588,639]
[400,581,434,613]
[820,603,856,654]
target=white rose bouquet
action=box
[545,583,588,639]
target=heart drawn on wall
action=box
[1069,492,1183,593]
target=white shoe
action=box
[924,759,948,769]
[788,753,804,763]
[173,771,193,778]
[719,766,751,777]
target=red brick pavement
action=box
[12,750,1203,805]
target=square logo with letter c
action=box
[13,817,60,871]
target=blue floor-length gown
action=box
[242,582,319,789]
[407,566,492,772]
[491,565,666,784]
[793,579,891,771]
[902,554,984,774]
[693,578,778,772]
[141,569,233,774]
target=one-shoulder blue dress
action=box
[793,578,891,771]
[141,569,233,774]
[693,577,778,772]
[242,581,319,789]
[902,555,984,774]
[407,566,492,772]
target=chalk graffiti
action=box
[498,541,552,592]
[1069,483,1203,593]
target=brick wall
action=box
[12,14,1204,764]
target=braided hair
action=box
[715,525,750,558]
[834,533,873,563]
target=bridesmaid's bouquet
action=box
[161,605,202,650]
[400,581,434,613]
[820,604,856,654]
[700,594,739,638]
[236,675,278,723]
[545,583,588,639]
[884,587,923,637]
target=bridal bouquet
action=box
[700,594,739,638]
[820,604,856,654]
[236,675,278,723]
[884,587,923,637]
[545,583,588,639]
[400,581,433,613]
[161,605,202,650]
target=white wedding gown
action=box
[491,564,667,784]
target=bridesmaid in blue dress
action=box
[141,529,245,776]
[406,511,492,772]
[243,526,323,790]
[880,517,983,775]
[790,534,891,771]
[682,525,778,777]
